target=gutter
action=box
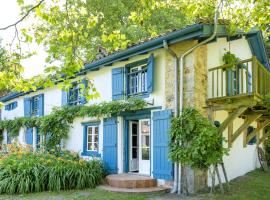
[163,0,221,195]
[163,40,179,193]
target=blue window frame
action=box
[5,102,18,111]
[126,58,149,97]
[81,121,101,157]
[31,96,39,116]
[64,79,88,106]
[68,83,80,105]
[24,94,44,117]
[111,54,154,100]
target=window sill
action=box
[127,92,150,99]
[81,151,101,157]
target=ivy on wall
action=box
[169,108,228,169]
[0,98,147,149]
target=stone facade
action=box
[164,40,209,193]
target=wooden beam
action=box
[258,130,270,145]
[228,120,233,148]
[219,106,248,134]
[243,118,248,148]
[232,114,262,142]
[246,119,270,144]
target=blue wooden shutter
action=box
[24,97,31,117]
[25,128,33,145]
[62,90,68,106]
[153,109,173,180]
[103,117,118,174]
[38,94,44,116]
[6,133,11,144]
[5,105,9,111]
[36,128,40,149]
[79,79,88,105]
[247,71,252,93]
[112,67,124,100]
[147,54,154,93]
[247,126,256,145]
[227,69,235,96]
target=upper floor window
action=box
[5,101,18,111]
[127,65,148,96]
[31,96,39,116]
[68,83,80,105]
[24,94,44,117]
[111,54,154,100]
[62,79,88,106]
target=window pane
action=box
[132,136,137,147]
[141,121,150,134]
[132,147,138,159]
[141,135,150,147]
[142,148,149,160]
[94,135,98,143]
[94,143,98,151]
[87,142,92,151]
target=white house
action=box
[0,23,269,192]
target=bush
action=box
[264,140,270,165]
[0,147,104,194]
[169,108,228,169]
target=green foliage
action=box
[0,150,104,194]
[0,98,146,149]
[264,140,270,165]
[169,108,228,169]
[222,51,240,64]
[0,0,269,98]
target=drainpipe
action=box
[177,0,222,195]
[163,40,179,193]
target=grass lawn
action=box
[203,169,270,200]
[1,169,270,200]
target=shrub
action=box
[169,108,228,169]
[0,148,104,194]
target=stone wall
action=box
[164,40,208,193]
[164,40,208,116]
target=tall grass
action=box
[0,151,104,194]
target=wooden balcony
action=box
[207,56,270,110]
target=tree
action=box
[0,0,269,97]
[0,41,23,96]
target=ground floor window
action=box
[81,121,101,157]
[87,126,99,151]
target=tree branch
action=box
[0,0,45,31]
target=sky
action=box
[0,0,46,78]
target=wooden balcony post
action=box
[252,56,258,95]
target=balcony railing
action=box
[208,56,270,101]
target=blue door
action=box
[152,110,173,180]
[103,117,118,174]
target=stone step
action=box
[106,174,157,189]
[98,185,170,193]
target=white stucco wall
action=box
[207,110,261,186]
[207,37,252,69]
[206,37,260,185]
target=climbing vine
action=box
[0,98,147,149]
[169,108,228,169]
